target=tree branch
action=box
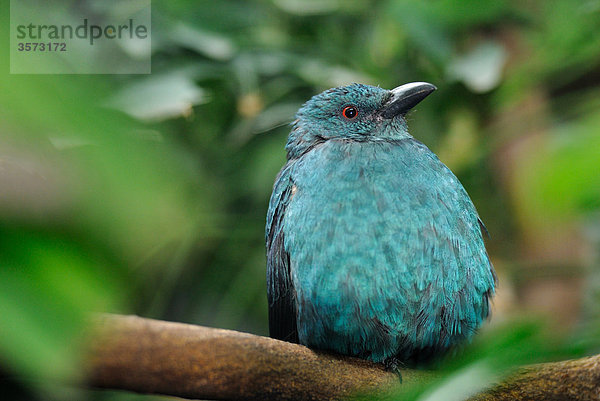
[86,314,600,401]
[471,355,600,401]
[87,314,404,400]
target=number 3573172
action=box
[17,42,67,52]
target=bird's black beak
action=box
[381,82,437,119]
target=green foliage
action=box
[358,318,574,401]
[1,0,600,399]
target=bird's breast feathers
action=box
[280,138,495,361]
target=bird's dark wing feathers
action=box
[266,166,299,343]
[478,217,490,239]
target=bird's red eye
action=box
[342,106,358,120]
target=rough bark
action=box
[87,314,600,401]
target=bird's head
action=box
[286,82,436,159]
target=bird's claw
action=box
[383,357,403,383]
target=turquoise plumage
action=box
[266,83,495,366]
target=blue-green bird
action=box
[266,82,495,367]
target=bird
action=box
[266,82,496,368]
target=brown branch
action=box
[471,355,600,401]
[87,314,404,400]
[86,314,600,401]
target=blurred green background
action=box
[1,0,600,400]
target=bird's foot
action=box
[383,357,403,383]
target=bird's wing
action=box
[266,163,299,343]
[386,140,496,328]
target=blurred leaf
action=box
[515,111,600,224]
[108,73,208,121]
[169,22,236,60]
[0,226,125,386]
[447,41,507,93]
[273,0,364,15]
[417,362,497,401]
[294,58,374,88]
[0,10,217,394]
[375,318,572,401]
